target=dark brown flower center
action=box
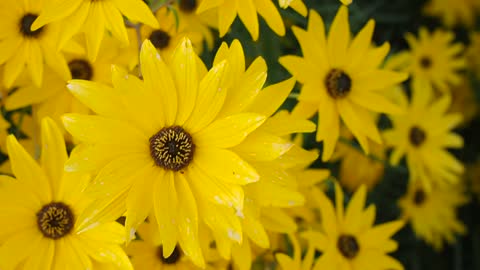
[68,59,94,80]
[36,202,74,239]
[420,56,432,69]
[149,126,195,171]
[19,13,44,38]
[409,126,426,147]
[337,234,360,259]
[149,30,171,49]
[157,245,182,264]
[179,0,197,13]
[325,69,352,99]
[413,189,426,205]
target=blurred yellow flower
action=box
[384,80,464,190]
[467,32,480,77]
[303,184,404,270]
[197,0,286,40]
[31,0,158,61]
[0,0,70,88]
[0,118,132,269]
[424,0,480,27]
[398,181,468,250]
[275,233,315,270]
[388,28,466,92]
[280,6,407,161]
[175,0,218,49]
[448,78,478,125]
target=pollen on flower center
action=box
[19,13,44,38]
[337,234,360,259]
[36,202,75,239]
[157,245,182,264]
[149,30,171,49]
[325,69,352,99]
[420,56,433,69]
[179,0,197,12]
[69,59,94,80]
[409,126,427,147]
[149,126,195,171]
[413,189,427,205]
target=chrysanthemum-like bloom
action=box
[280,7,407,161]
[398,181,468,250]
[388,28,466,92]
[140,7,205,60]
[63,38,305,267]
[5,34,135,133]
[0,118,132,270]
[303,184,405,270]
[383,80,464,190]
[197,0,286,40]
[424,0,479,27]
[31,0,158,61]
[0,0,71,87]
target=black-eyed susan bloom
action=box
[197,0,286,40]
[304,184,405,270]
[388,28,466,92]
[280,6,407,161]
[398,181,467,250]
[62,38,304,267]
[0,0,70,88]
[30,0,158,61]
[0,118,132,270]
[383,81,464,190]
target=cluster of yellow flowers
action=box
[0,0,477,269]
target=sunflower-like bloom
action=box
[0,118,132,270]
[140,7,205,61]
[398,181,468,250]
[424,0,479,27]
[0,0,71,88]
[5,34,135,133]
[280,7,407,161]
[303,184,405,270]
[275,233,316,270]
[63,38,304,267]
[388,28,466,92]
[31,0,158,61]
[197,0,285,40]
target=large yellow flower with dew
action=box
[280,7,407,161]
[388,28,466,92]
[0,118,132,270]
[383,80,464,190]
[197,0,285,40]
[0,0,70,87]
[304,184,404,270]
[424,0,479,27]
[398,181,467,250]
[31,0,158,61]
[63,38,297,267]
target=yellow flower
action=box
[383,80,464,190]
[0,0,71,88]
[197,0,286,40]
[424,0,479,27]
[126,221,202,270]
[303,184,404,270]
[0,118,132,269]
[63,38,300,267]
[280,7,407,161]
[448,78,478,125]
[174,0,218,49]
[5,34,135,135]
[31,0,159,61]
[278,0,308,16]
[333,129,385,192]
[398,181,468,250]
[388,28,466,92]
[275,233,315,270]
[140,7,205,60]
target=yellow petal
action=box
[41,117,67,198]
[246,78,295,117]
[256,0,285,36]
[154,171,178,257]
[237,0,259,40]
[233,131,293,161]
[31,0,82,30]
[84,3,105,61]
[101,1,129,45]
[327,6,350,67]
[112,0,159,28]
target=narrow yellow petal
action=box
[41,117,67,198]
